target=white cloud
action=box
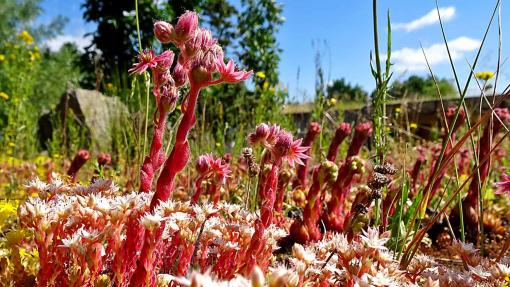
[390,37,481,72]
[393,7,456,32]
[44,33,92,52]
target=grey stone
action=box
[38,88,129,152]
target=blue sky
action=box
[39,1,509,100]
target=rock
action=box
[38,88,129,153]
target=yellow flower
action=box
[0,92,9,101]
[8,142,15,147]
[106,83,114,90]
[475,71,494,81]
[0,201,17,229]
[328,98,337,106]
[29,51,40,61]
[262,81,270,91]
[18,30,34,44]
[256,71,266,79]
[395,107,401,113]
[0,54,5,61]
[410,123,418,129]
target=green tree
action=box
[327,78,368,102]
[0,0,79,157]
[237,0,284,89]
[0,0,67,42]
[200,0,237,52]
[81,0,174,86]
[81,0,239,87]
[389,75,456,99]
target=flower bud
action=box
[171,63,188,87]
[153,50,174,71]
[318,160,338,186]
[347,122,373,157]
[175,11,199,43]
[255,123,270,139]
[190,65,212,86]
[273,131,293,158]
[222,153,232,164]
[160,86,179,113]
[97,153,111,167]
[154,21,175,43]
[494,108,510,129]
[196,155,211,174]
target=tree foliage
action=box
[327,78,368,103]
[81,0,173,83]
[237,0,284,89]
[389,75,456,99]
[0,0,67,42]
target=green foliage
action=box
[0,0,67,42]
[195,0,287,152]
[327,78,368,103]
[237,0,284,90]
[0,0,80,158]
[389,75,456,99]
[81,0,174,86]
[200,0,237,52]
[0,36,81,157]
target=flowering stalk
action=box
[458,148,471,176]
[456,108,510,239]
[67,149,90,182]
[323,122,372,232]
[290,161,338,243]
[132,50,179,193]
[92,152,111,182]
[426,107,465,199]
[192,154,231,205]
[293,122,321,188]
[244,125,309,272]
[131,11,252,285]
[274,169,291,213]
[326,122,351,162]
[409,146,425,195]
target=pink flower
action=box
[172,63,188,87]
[248,123,270,146]
[184,28,217,59]
[216,53,253,83]
[154,21,175,43]
[175,11,199,43]
[196,155,212,174]
[272,131,310,167]
[129,50,157,74]
[196,154,231,183]
[97,153,111,166]
[247,123,281,148]
[494,173,510,196]
[152,50,175,71]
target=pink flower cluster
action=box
[127,11,252,285]
[19,176,286,286]
[192,154,231,205]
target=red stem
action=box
[151,84,201,211]
[132,84,201,286]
